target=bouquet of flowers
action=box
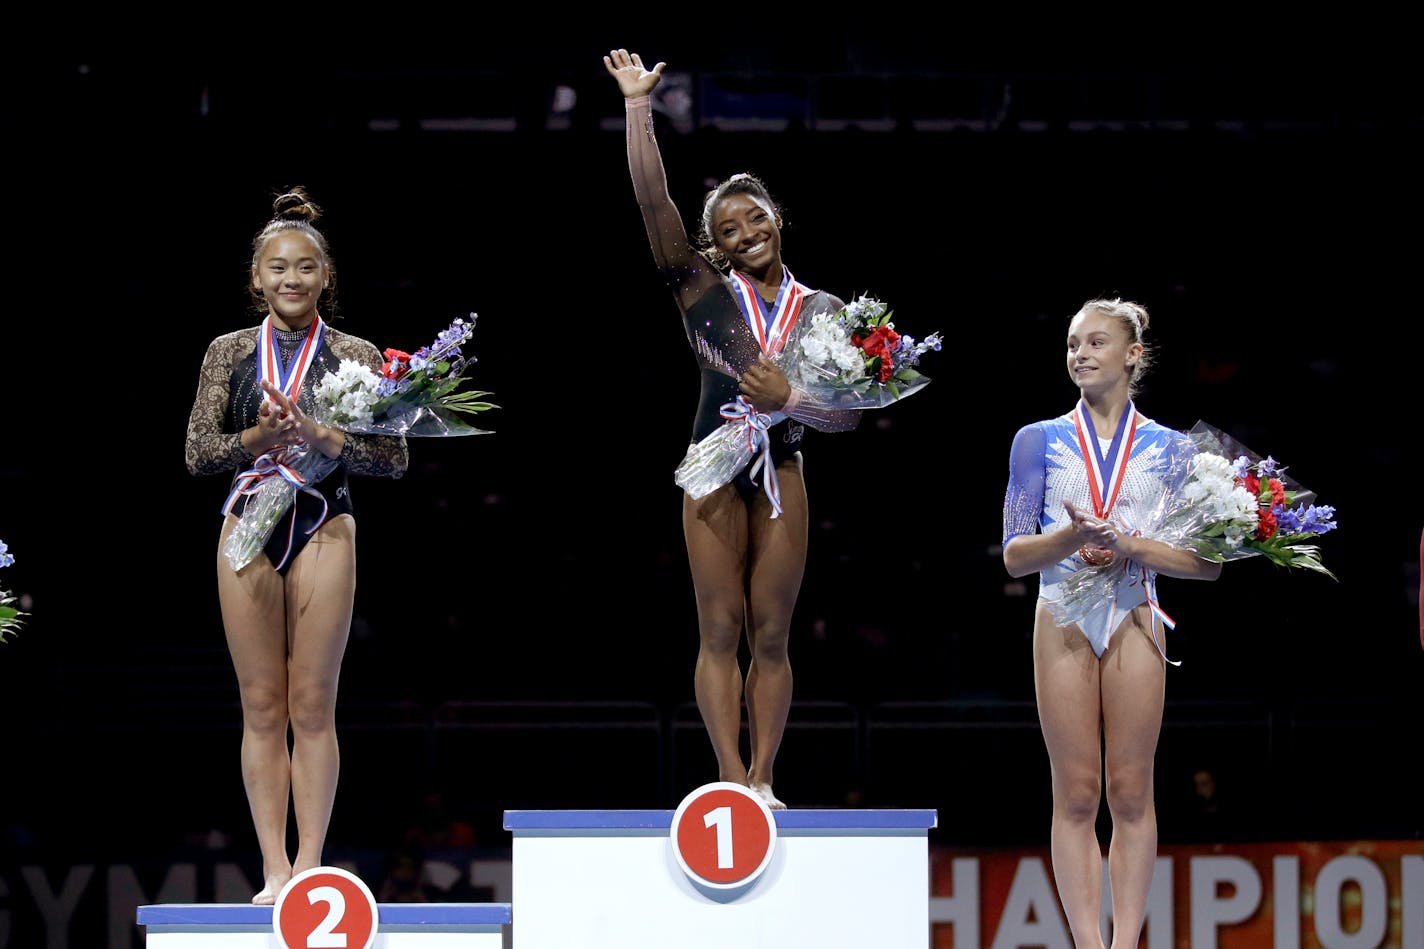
[1172,421,1337,574]
[311,314,496,437]
[223,314,497,572]
[1047,419,1339,631]
[0,538,27,644]
[785,295,940,399]
[675,295,939,511]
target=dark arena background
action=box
[2,24,1421,948]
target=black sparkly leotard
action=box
[185,323,408,574]
[682,284,843,497]
[622,95,849,502]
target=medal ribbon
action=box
[258,313,326,405]
[729,267,807,355]
[1072,400,1138,519]
[720,396,782,518]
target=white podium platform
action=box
[137,901,512,947]
[504,806,938,949]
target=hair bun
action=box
[272,187,321,223]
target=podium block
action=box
[504,807,937,948]
[137,902,512,947]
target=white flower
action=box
[314,360,381,426]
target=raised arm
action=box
[604,48,719,310]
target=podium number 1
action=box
[671,782,777,891]
[704,805,734,868]
[306,886,347,948]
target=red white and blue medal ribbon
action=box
[728,267,807,355]
[1072,399,1138,521]
[258,313,326,407]
[720,395,782,518]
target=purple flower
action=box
[1258,456,1279,477]
[1299,504,1338,534]
[1231,456,1251,478]
[0,539,12,569]
[1273,504,1303,534]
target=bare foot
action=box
[252,872,291,906]
[750,781,786,810]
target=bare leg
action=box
[683,485,751,785]
[744,457,807,808]
[1033,601,1108,949]
[1100,608,1166,949]
[216,516,294,905]
[283,515,357,877]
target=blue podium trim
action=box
[504,808,937,832]
[137,902,513,926]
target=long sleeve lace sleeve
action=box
[329,334,409,479]
[185,334,252,477]
[1004,423,1048,546]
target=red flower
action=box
[856,325,900,382]
[1243,472,1261,497]
[381,348,412,381]
[1256,507,1278,541]
[1268,478,1286,509]
[858,325,900,358]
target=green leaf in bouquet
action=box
[440,390,499,415]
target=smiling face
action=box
[251,230,327,329]
[1066,307,1142,395]
[710,192,782,277]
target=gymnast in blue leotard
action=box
[1001,298,1220,949]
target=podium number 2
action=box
[274,866,377,949]
[306,886,347,948]
[704,805,734,868]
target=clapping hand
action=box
[260,381,321,448]
[249,385,300,454]
[1063,499,1121,565]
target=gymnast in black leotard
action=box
[190,323,400,574]
[184,188,407,904]
[608,49,851,808]
[682,289,832,500]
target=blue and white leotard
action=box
[1002,404,1195,655]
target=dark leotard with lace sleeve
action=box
[185,324,409,573]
